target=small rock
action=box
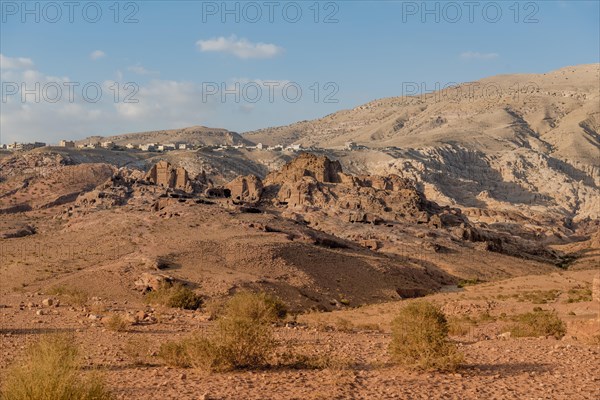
[42,298,53,307]
[136,310,147,320]
[497,332,511,339]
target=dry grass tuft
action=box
[1,334,112,400]
[159,291,285,371]
[145,283,202,310]
[47,285,89,306]
[508,310,566,339]
[565,288,593,303]
[105,314,129,332]
[389,301,463,372]
[158,341,192,368]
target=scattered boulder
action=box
[134,272,174,292]
[41,298,54,307]
[360,239,380,250]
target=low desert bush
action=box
[47,285,88,306]
[508,310,566,339]
[145,283,202,310]
[389,301,463,372]
[158,341,192,368]
[1,334,112,400]
[221,291,287,322]
[158,291,285,371]
[334,318,354,332]
[565,288,592,303]
[457,278,481,288]
[515,290,561,304]
[105,314,129,332]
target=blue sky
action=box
[1,0,599,144]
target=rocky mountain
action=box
[79,125,252,147]
[245,65,600,226]
[1,152,570,313]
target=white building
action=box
[101,141,116,149]
[7,142,46,151]
[140,143,157,152]
[157,144,176,151]
[59,140,75,148]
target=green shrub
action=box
[220,291,286,323]
[158,291,285,371]
[389,301,463,372]
[508,310,566,339]
[1,334,112,400]
[145,283,202,310]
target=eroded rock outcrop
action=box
[226,175,263,205]
[264,153,467,228]
[145,160,192,192]
[266,152,348,184]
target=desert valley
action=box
[0,64,599,399]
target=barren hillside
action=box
[79,125,253,147]
[245,65,600,225]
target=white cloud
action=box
[0,54,34,70]
[90,50,106,60]
[0,57,217,143]
[460,51,499,60]
[238,104,255,114]
[0,54,303,144]
[127,64,159,75]
[196,35,283,59]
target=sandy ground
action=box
[1,268,598,399]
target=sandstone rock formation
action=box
[264,153,466,228]
[145,160,192,192]
[134,272,174,292]
[266,152,348,184]
[245,65,600,229]
[226,175,263,205]
[0,152,116,212]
